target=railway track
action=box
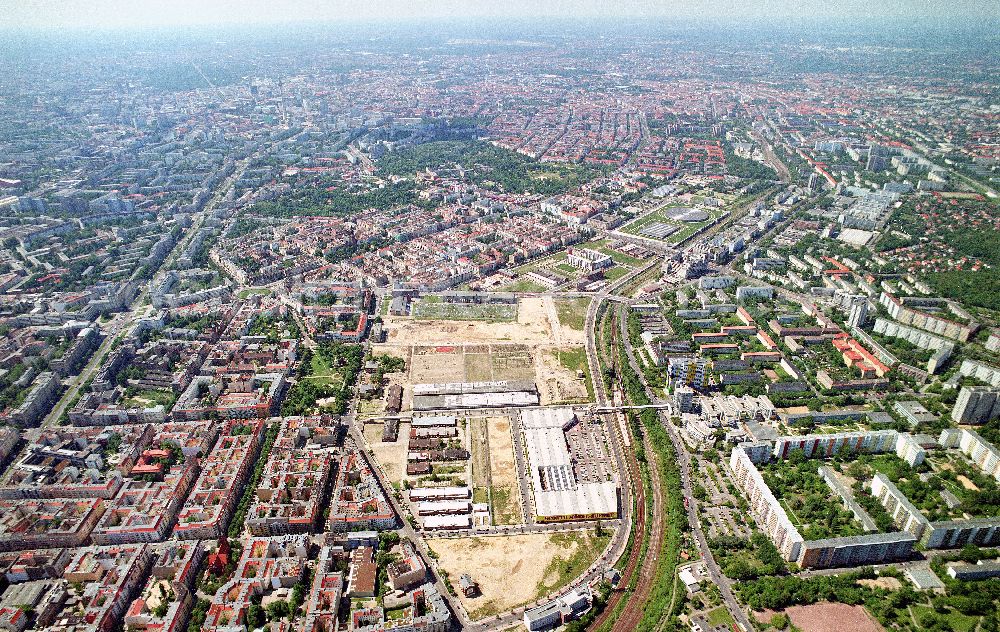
[589,409,646,631]
[588,306,667,632]
[609,422,666,632]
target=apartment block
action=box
[174,421,265,540]
[952,386,1000,425]
[667,356,706,389]
[773,430,898,460]
[327,449,396,532]
[879,292,979,343]
[0,499,105,552]
[566,248,612,272]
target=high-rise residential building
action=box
[952,386,1000,425]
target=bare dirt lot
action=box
[536,348,590,405]
[409,346,466,383]
[487,415,522,525]
[858,577,902,590]
[491,345,535,381]
[487,416,518,488]
[364,421,409,485]
[387,344,537,387]
[464,353,495,382]
[381,297,584,346]
[373,297,593,410]
[755,603,884,632]
[957,474,980,491]
[430,530,606,621]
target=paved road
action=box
[41,150,259,429]
[346,418,472,627]
[617,294,753,632]
[585,257,663,406]
[41,312,131,428]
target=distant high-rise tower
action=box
[847,299,870,329]
[673,384,695,413]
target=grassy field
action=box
[706,606,737,628]
[237,287,272,299]
[412,300,517,322]
[555,297,591,330]
[535,530,612,595]
[490,485,520,525]
[305,350,344,388]
[123,389,178,411]
[556,346,595,401]
[464,353,495,382]
[620,205,723,244]
[498,278,551,293]
[910,605,980,632]
[605,266,629,281]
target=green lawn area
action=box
[605,266,629,281]
[385,606,410,621]
[304,350,344,388]
[498,278,550,293]
[123,389,178,411]
[535,530,612,595]
[237,287,272,299]
[490,485,519,525]
[555,346,595,401]
[910,604,980,632]
[555,297,590,330]
[412,301,517,323]
[513,250,570,275]
[706,606,736,628]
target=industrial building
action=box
[520,408,618,523]
[523,589,591,631]
[412,381,539,410]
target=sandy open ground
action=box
[536,347,589,405]
[858,577,902,590]
[430,532,593,620]
[487,416,518,488]
[407,345,466,383]
[487,415,522,524]
[373,297,593,410]
[375,341,588,408]
[755,603,884,632]
[364,422,410,485]
[957,474,980,491]
[381,297,583,346]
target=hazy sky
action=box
[2,0,995,29]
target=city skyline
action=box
[0,3,997,631]
[4,0,999,30]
